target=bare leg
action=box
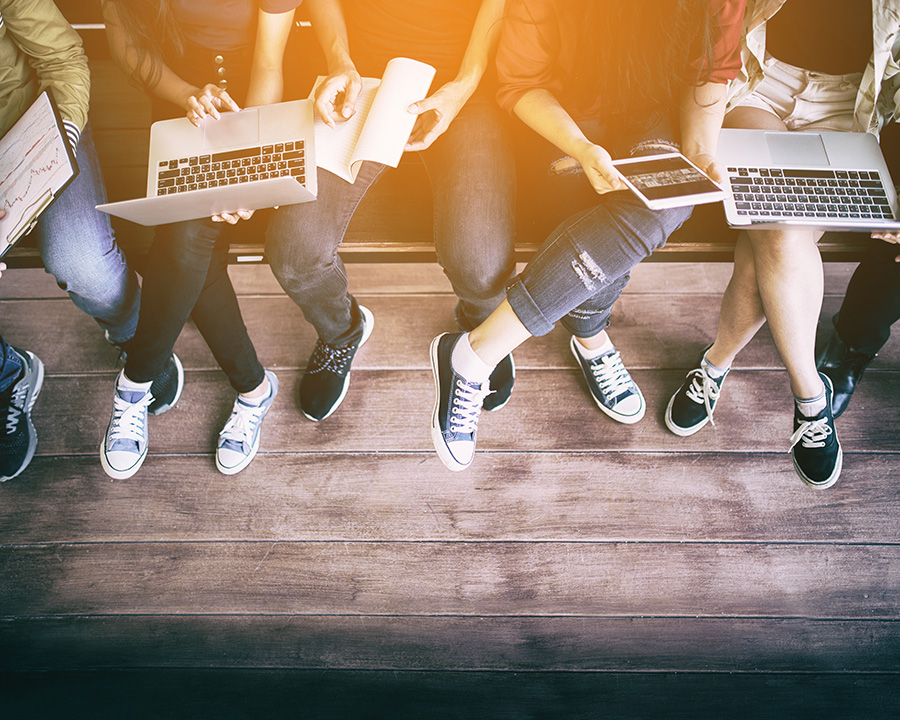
[467,299,532,367]
[708,106,825,399]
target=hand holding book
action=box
[311,58,436,184]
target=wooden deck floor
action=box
[1,261,899,718]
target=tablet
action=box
[613,152,724,210]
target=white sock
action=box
[573,335,615,360]
[451,333,494,384]
[240,378,271,406]
[796,389,827,418]
[118,371,151,394]
[701,353,729,380]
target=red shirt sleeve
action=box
[702,0,747,84]
[495,0,564,115]
[259,0,302,13]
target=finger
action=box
[215,89,241,113]
[705,160,726,185]
[237,209,254,221]
[198,93,221,120]
[340,76,363,119]
[186,97,206,127]
[408,94,438,115]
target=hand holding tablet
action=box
[613,152,725,210]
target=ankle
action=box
[451,333,493,384]
[573,332,614,360]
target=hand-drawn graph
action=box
[0,91,76,252]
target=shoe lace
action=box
[109,392,152,443]
[308,339,355,376]
[220,401,266,447]
[3,383,27,434]
[591,352,634,400]
[449,378,490,435]
[684,368,722,427]
[790,417,833,450]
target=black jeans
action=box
[835,240,900,355]
[125,218,265,393]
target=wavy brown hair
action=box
[101,0,184,90]
[566,0,717,116]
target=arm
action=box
[4,0,90,150]
[679,81,729,183]
[102,1,239,126]
[406,0,506,151]
[305,0,363,126]
[512,89,624,195]
[246,8,297,107]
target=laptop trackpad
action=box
[766,132,829,167]
[203,108,259,150]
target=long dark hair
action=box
[567,0,716,116]
[101,0,184,90]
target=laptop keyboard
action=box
[155,140,306,195]
[727,167,894,221]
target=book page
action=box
[312,77,380,183]
[352,58,436,171]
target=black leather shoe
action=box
[816,331,875,418]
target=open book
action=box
[312,57,436,183]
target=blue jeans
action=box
[508,115,692,338]
[124,218,265,393]
[266,92,517,346]
[33,125,141,345]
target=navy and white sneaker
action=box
[0,348,45,482]
[790,373,843,489]
[100,371,153,480]
[665,355,728,436]
[430,333,490,472]
[300,306,373,421]
[483,353,515,412]
[216,370,279,475]
[570,337,645,424]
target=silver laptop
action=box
[97,99,317,226]
[718,128,900,232]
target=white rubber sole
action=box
[99,439,148,480]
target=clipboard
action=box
[0,90,79,258]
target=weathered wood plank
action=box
[2,616,899,671]
[3,292,898,375]
[25,370,900,456]
[2,542,899,617]
[2,669,898,720]
[3,454,900,544]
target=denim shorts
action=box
[735,55,862,132]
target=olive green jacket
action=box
[0,0,90,151]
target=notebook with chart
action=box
[0,90,78,258]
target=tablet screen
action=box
[616,155,720,202]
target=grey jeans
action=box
[265,92,517,347]
[508,114,692,338]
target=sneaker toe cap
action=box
[446,439,475,468]
[216,447,248,471]
[104,449,144,473]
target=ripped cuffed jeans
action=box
[508,114,692,338]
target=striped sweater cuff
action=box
[62,120,81,158]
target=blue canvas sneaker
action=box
[101,371,153,479]
[430,333,490,471]
[216,370,279,475]
[570,337,645,424]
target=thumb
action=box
[408,95,437,115]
